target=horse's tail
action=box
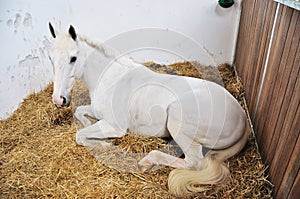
[168,123,250,196]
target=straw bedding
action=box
[0,62,273,198]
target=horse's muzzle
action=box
[54,96,70,108]
[61,96,70,107]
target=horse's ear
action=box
[69,25,77,41]
[49,22,56,38]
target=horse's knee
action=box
[139,150,159,163]
[74,106,93,127]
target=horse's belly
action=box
[129,120,170,138]
[128,103,171,137]
[127,84,175,137]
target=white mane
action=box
[77,34,136,67]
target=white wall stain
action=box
[13,13,21,29]
[19,55,40,70]
[23,13,32,27]
[6,19,12,27]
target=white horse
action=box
[48,23,249,196]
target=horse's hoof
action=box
[138,164,154,173]
[138,159,154,173]
[76,136,84,146]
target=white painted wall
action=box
[0,0,242,119]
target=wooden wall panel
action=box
[288,171,300,199]
[234,1,300,198]
[235,0,277,119]
[254,5,297,162]
[277,131,300,198]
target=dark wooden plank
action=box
[235,0,258,84]
[254,5,293,161]
[247,0,277,117]
[262,8,300,165]
[243,0,266,107]
[235,0,256,77]
[270,42,300,198]
[235,0,277,121]
[235,0,259,93]
[235,0,255,76]
[288,171,300,199]
[276,130,300,198]
[254,4,286,148]
[274,100,299,197]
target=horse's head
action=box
[48,23,83,108]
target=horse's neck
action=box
[78,34,137,68]
[78,34,139,96]
[81,47,105,96]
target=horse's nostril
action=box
[61,96,67,106]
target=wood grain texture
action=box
[254,5,294,160]
[277,130,300,199]
[288,171,300,199]
[234,1,300,198]
[235,0,277,119]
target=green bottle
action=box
[218,0,235,8]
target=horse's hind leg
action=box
[138,133,205,172]
[138,100,206,172]
[164,96,207,169]
[139,92,210,172]
[138,150,188,172]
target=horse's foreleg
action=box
[76,119,125,146]
[138,150,187,172]
[74,105,95,127]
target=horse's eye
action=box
[70,56,77,63]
